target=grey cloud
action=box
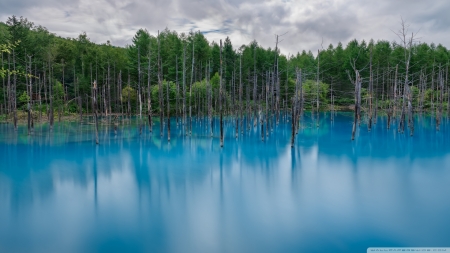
[0,0,449,54]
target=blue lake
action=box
[0,113,450,253]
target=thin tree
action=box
[219,39,224,147]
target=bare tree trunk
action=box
[239,55,242,135]
[368,47,373,131]
[167,80,170,142]
[7,54,11,123]
[208,60,213,137]
[138,46,143,135]
[190,40,195,136]
[446,64,449,117]
[351,71,361,141]
[38,73,42,123]
[291,69,301,147]
[1,53,5,119]
[219,40,224,147]
[253,46,258,126]
[247,70,251,131]
[393,64,398,119]
[183,45,187,135]
[26,55,32,135]
[175,55,179,126]
[127,74,131,119]
[148,52,152,132]
[290,96,295,147]
[119,71,123,121]
[13,50,17,131]
[49,62,54,131]
[297,69,303,134]
[265,72,269,137]
[157,32,164,137]
[407,83,414,136]
[437,68,444,131]
[234,71,238,138]
[108,62,111,116]
[93,80,99,144]
[316,49,320,127]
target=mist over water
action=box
[1,113,450,253]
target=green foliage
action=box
[1,15,450,116]
[122,85,137,102]
[53,81,65,106]
[18,91,30,109]
[150,81,178,113]
[301,80,329,109]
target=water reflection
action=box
[0,113,450,253]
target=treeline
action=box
[1,15,450,125]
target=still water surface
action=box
[0,113,449,253]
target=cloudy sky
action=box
[0,0,449,55]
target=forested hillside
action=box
[1,15,449,123]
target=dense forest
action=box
[1,16,450,140]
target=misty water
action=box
[0,113,450,253]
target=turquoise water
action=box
[0,113,450,253]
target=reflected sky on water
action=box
[0,113,450,253]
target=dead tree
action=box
[219,39,224,147]
[157,32,163,137]
[208,60,213,137]
[137,46,143,135]
[253,46,258,127]
[239,54,243,135]
[175,55,179,126]
[167,80,171,142]
[147,49,152,132]
[266,72,269,136]
[49,62,54,131]
[368,47,373,131]
[247,70,251,131]
[393,64,398,119]
[183,44,187,135]
[127,74,131,119]
[405,82,414,136]
[26,55,33,135]
[348,65,361,141]
[189,40,195,136]
[446,64,449,117]
[1,53,4,119]
[260,74,265,141]
[291,69,301,147]
[437,69,444,131]
[296,69,303,134]
[13,50,17,130]
[92,80,99,144]
[395,18,417,134]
